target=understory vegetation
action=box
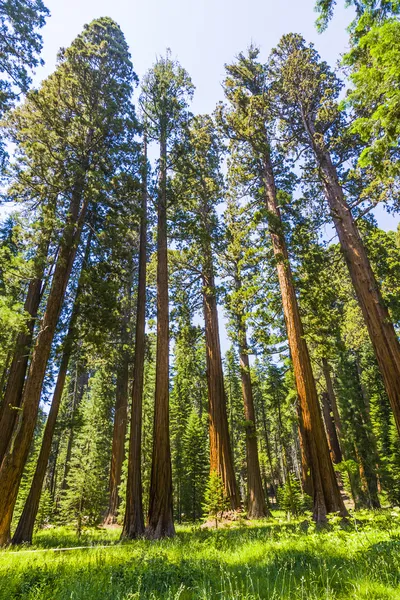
[2,511,400,600]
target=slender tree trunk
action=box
[122,137,147,539]
[304,120,400,438]
[321,392,342,465]
[203,263,240,510]
[262,156,346,522]
[322,358,343,443]
[146,134,174,539]
[235,285,269,517]
[259,397,277,501]
[12,318,75,544]
[0,233,51,463]
[104,275,132,525]
[11,233,91,544]
[0,180,88,546]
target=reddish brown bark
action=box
[0,182,88,546]
[0,233,51,463]
[262,157,346,522]
[203,261,240,510]
[146,135,174,539]
[11,233,92,544]
[122,139,147,539]
[12,315,76,544]
[297,401,313,497]
[321,392,342,465]
[303,120,400,439]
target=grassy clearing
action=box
[1,510,400,599]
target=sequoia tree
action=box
[0,17,137,546]
[221,49,346,522]
[140,53,193,538]
[172,115,240,510]
[268,34,400,439]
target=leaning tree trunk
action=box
[321,392,342,465]
[203,258,240,510]
[11,233,91,544]
[296,401,313,497]
[122,138,148,539]
[146,134,174,539]
[262,156,346,523]
[0,231,52,463]
[304,120,400,439]
[234,276,269,517]
[0,181,88,546]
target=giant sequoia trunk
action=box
[12,307,78,544]
[122,139,147,539]
[235,277,269,517]
[262,157,346,522]
[0,181,88,546]
[203,258,240,510]
[0,232,51,463]
[11,233,92,544]
[146,135,174,539]
[297,402,313,497]
[304,120,400,439]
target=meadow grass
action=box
[1,510,400,599]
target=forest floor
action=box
[1,509,400,600]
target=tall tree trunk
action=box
[203,262,240,510]
[104,276,132,525]
[304,120,400,438]
[321,392,342,465]
[0,180,88,546]
[259,396,277,501]
[122,139,147,539]
[146,134,174,539]
[235,293,269,517]
[262,156,346,522]
[0,233,51,463]
[11,233,91,544]
[297,401,313,497]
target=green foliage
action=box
[202,471,229,527]
[0,0,49,166]
[277,474,310,517]
[182,409,208,521]
[59,369,113,533]
[2,512,400,599]
[345,20,400,192]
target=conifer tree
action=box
[268,34,400,441]
[139,53,193,538]
[0,17,138,545]
[220,48,346,522]
[172,115,240,510]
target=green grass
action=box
[1,510,400,599]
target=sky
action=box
[25,0,399,234]
[3,0,399,355]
